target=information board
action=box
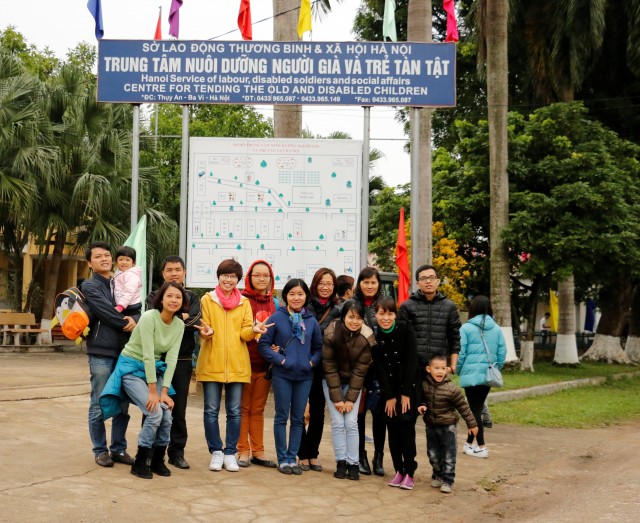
[98,40,456,107]
[186,138,362,288]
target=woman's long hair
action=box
[354,266,382,303]
[467,295,493,328]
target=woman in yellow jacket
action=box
[197,259,270,472]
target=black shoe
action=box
[110,451,134,465]
[131,446,153,479]
[372,451,385,476]
[290,465,303,475]
[277,464,293,475]
[150,446,171,477]
[251,456,277,468]
[483,419,493,428]
[298,462,310,471]
[309,463,323,472]
[95,451,114,467]
[334,460,347,479]
[358,451,371,475]
[347,464,360,481]
[168,455,190,469]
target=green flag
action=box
[383,0,397,42]
[124,215,147,311]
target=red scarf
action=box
[215,286,242,311]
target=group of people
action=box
[83,241,506,494]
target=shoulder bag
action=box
[479,328,504,388]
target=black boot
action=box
[334,460,347,479]
[358,450,371,475]
[347,463,360,481]
[150,445,171,477]
[131,446,153,479]
[372,451,385,476]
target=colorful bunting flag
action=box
[443,0,459,42]
[395,208,410,304]
[238,0,253,41]
[298,0,312,38]
[154,7,162,40]
[383,0,397,42]
[169,0,183,38]
[87,0,104,40]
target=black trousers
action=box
[387,417,417,476]
[167,359,193,458]
[464,385,490,447]
[297,370,325,460]
[358,408,386,456]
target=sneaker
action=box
[399,475,414,490]
[223,454,240,472]
[431,478,444,488]
[469,447,489,458]
[483,419,493,428]
[388,472,405,487]
[440,482,452,493]
[95,451,114,467]
[463,442,476,455]
[209,451,224,471]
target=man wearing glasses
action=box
[398,264,461,374]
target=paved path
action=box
[1,350,639,522]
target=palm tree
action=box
[0,50,55,310]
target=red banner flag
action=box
[443,0,459,43]
[238,0,252,41]
[395,207,410,304]
[154,7,162,40]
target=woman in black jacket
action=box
[297,268,339,472]
[374,297,420,490]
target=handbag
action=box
[479,328,504,388]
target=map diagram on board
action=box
[186,138,363,288]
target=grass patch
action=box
[491,376,640,428]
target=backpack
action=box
[51,287,92,344]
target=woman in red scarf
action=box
[237,260,278,468]
[196,259,270,473]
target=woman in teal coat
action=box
[455,295,506,459]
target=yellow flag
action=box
[549,290,558,332]
[298,0,312,38]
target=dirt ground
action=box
[0,350,639,522]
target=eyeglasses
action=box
[252,274,271,280]
[418,276,439,282]
[317,282,334,288]
[219,274,239,281]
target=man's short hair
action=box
[161,255,185,271]
[415,264,437,281]
[85,241,111,261]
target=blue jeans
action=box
[271,375,312,465]
[426,424,458,485]
[122,374,172,448]
[203,382,243,455]
[322,380,361,465]
[88,355,129,456]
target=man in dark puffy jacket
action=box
[82,242,138,468]
[398,264,461,373]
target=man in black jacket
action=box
[398,264,461,373]
[146,255,202,469]
[82,242,138,467]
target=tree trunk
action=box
[485,0,515,362]
[624,284,640,363]
[407,0,433,273]
[519,280,539,372]
[39,232,66,344]
[581,277,632,364]
[273,0,302,138]
[553,274,579,365]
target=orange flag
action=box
[395,207,410,304]
[238,0,252,41]
[154,7,162,40]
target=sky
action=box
[3,0,411,188]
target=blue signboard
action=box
[97,40,456,107]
